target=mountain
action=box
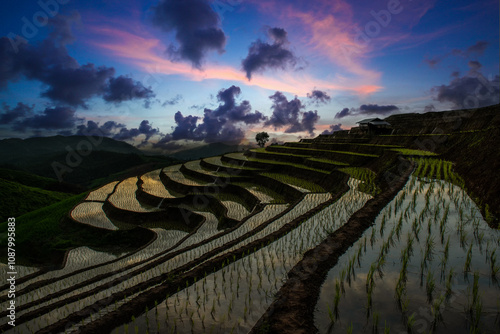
[0,136,176,186]
[170,142,247,161]
[0,135,142,164]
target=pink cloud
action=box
[88,26,381,96]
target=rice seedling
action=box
[426,271,436,301]
[490,250,499,279]
[464,244,473,273]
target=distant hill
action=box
[0,135,142,164]
[170,142,247,161]
[0,136,177,186]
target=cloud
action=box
[426,41,490,68]
[432,71,499,109]
[151,0,226,68]
[162,94,183,106]
[0,15,155,107]
[321,123,343,135]
[91,25,382,96]
[156,85,267,145]
[423,104,436,112]
[359,104,399,114]
[307,90,331,105]
[103,75,155,105]
[113,120,161,144]
[335,107,351,119]
[76,120,126,137]
[14,106,81,131]
[424,57,441,68]
[0,102,34,124]
[335,104,399,119]
[242,27,298,80]
[265,91,320,135]
[468,60,482,71]
[465,41,489,56]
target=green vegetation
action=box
[339,167,380,195]
[0,178,73,223]
[267,145,380,157]
[232,182,287,204]
[391,148,438,156]
[412,158,465,188]
[251,147,312,158]
[307,157,349,166]
[260,172,325,192]
[237,153,331,174]
[256,132,270,148]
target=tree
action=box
[255,132,270,148]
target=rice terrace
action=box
[0,105,498,334]
[1,0,499,333]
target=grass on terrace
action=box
[260,172,326,193]
[391,148,438,156]
[339,167,380,196]
[266,145,380,157]
[232,182,287,204]
[228,152,331,174]
[307,157,350,166]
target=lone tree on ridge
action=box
[256,132,270,148]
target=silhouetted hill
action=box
[0,135,142,164]
[0,136,176,186]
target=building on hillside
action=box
[356,118,392,135]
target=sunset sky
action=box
[0,0,498,151]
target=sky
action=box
[0,0,498,152]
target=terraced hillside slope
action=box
[1,105,498,334]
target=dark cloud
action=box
[423,104,436,113]
[76,119,161,146]
[40,64,116,107]
[75,120,126,137]
[451,71,460,78]
[48,11,81,45]
[0,102,34,124]
[465,41,489,56]
[335,108,351,119]
[335,105,399,119]
[425,41,489,68]
[360,104,399,114]
[103,75,155,105]
[242,27,297,80]
[432,71,499,109]
[307,90,331,105]
[15,106,80,131]
[468,60,482,71]
[169,111,200,141]
[151,0,226,68]
[0,15,155,107]
[265,91,320,136]
[424,57,441,68]
[195,85,267,142]
[113,120,161,143]
[156,86,266,145]
[321,124,343,135]
[162,94,183,106]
